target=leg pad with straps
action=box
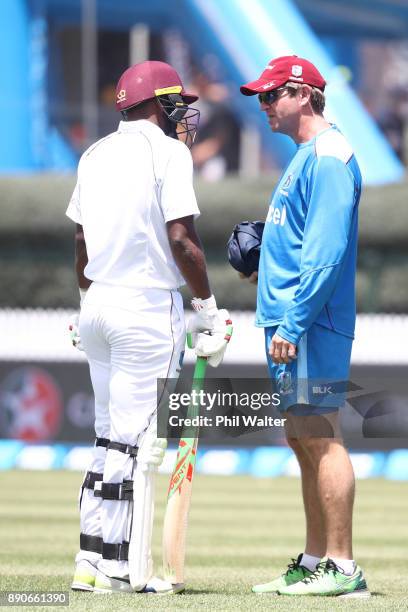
[95,437,110,448]
[102,541,129,561]
[108,441,138,457]
[83,471,103,490]
[80,533,130,561]
[80,533,103,554]
[94,480,133,501]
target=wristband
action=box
[79,288,88,305]
[191,295,217,312]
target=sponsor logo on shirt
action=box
[282,173,294,189]
[279,173,294,196]
[266,204,287,226]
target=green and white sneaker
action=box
[71,560,97,592]
[252,554,313,594]
[278,557,370,598]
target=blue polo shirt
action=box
[256,125,361,344]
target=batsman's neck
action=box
[293,114,331,145]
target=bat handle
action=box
[193,356,208,380]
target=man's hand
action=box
[69,313,84,351]
[239,271,258,285]
[137,419,167,472]
[68,288,88,352]
[270,333,297,364]
[187,296,233,367]
[138,436,167,472]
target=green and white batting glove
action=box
[187,296,233,367]
[68,288,87,352]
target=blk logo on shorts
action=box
[313,385,333,395]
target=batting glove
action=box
[138,430,167,472]
[69,313,84,351]
[68,288,88,352]
[187,296,233,367]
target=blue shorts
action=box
[265,323,353,415]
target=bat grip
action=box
[192,356,208,380]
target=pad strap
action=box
[108,441,138,457]
[83,471,103,490]
[95,437,110,448]
[94,480,133,501]
[80,533,103,554]
[102,541,129,561]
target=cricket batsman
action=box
[240,56,370,598]
[66,60,230,594]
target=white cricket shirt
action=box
[66,120,200,290]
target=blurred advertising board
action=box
[0,362,407,451]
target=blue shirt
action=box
[256,125,361,344]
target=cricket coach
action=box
[66,61,230,595]
[240,56,369,598]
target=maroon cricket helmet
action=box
[240,55,326,96]
[116,60,199,112]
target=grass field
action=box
[1,470,408,611]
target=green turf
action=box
[1,471,408,611]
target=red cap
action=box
[240,55,326,96]
[116,61,198,112]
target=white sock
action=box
[330,557,356,576]
[300,553,321,572]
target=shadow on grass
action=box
[176,589,218,595]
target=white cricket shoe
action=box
[71,559,97,592]
[93,569,133,594]
[139,576,185,594]
[94,570,184,595]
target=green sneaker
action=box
[252,554,313,594]
[278,557,370,598]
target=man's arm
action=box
[167,216,211,299]
[68,224,90,350]
[167,215,233,368]
[75,224,92,290]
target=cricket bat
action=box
[162,355,208,592]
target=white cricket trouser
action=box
[76,283,185,578]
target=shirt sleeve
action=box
[160,141,200,222]
[66,179,82,224]
[277,156,357,344]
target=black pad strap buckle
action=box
[108,441,138,457]
[95,437,110,448]
[80,533,102,554]
[83,471,103,490]
[102,541,129,561]
[94,480,133,501]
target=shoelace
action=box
[285,558,307,577]
[303,559,343,584]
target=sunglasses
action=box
[258,86,288,105]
